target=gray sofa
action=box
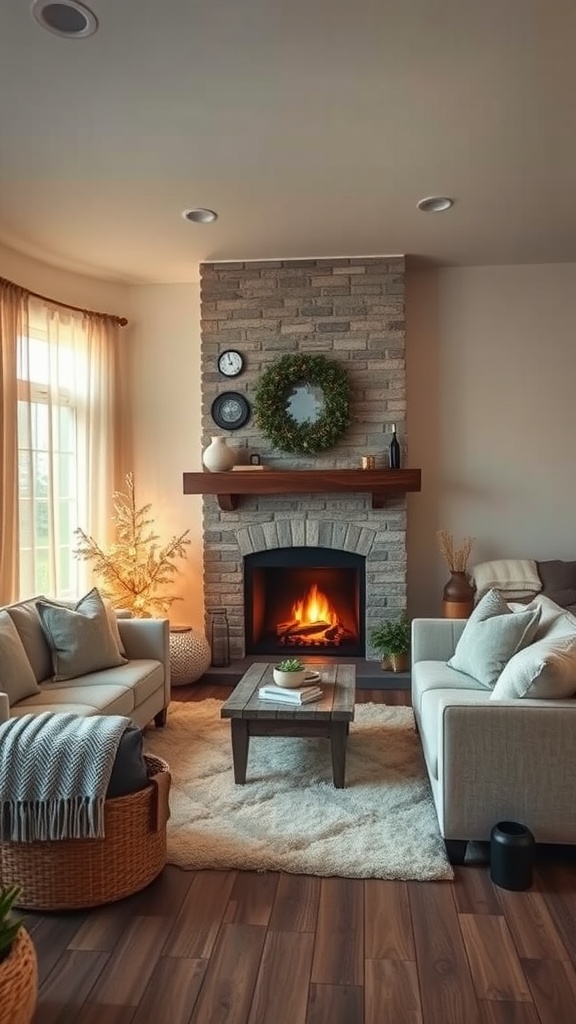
[0,594,170,729]
[411,593,576,863]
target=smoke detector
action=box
[31,0,98,38]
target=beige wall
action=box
[407,263,576,617]
[126,284,204,629]
[4,242,576,628]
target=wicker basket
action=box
[0,754,170,911]
[0,926,37,1024]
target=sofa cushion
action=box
[36,588,128,682]
[16,682,135,717]
[448,589,540,688]
[491,635,576,700]
[0,610,41,703]
[537,560,576,609]
[6,598,53,683]
[40,659,163,707]
[411,660,484,718]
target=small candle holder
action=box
[361,455,376,470]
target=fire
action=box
[291,583,337,627]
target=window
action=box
[17,324,87,599]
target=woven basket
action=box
[0,926,37,1024]
[0,754,170,911]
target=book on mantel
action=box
[258,684,323,705]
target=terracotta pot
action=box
[443,571,475,619]
[389,652,410,673]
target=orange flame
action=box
[291,583,338,626]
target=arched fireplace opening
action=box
[244,546,365,657]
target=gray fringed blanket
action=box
[0,712,131,841]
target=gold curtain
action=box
[0,281,28,602]
[0,279,127,603]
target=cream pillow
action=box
[36,588,128,682]
[0,610,41,703]
[448,589,541,689]
[491,635,576,700]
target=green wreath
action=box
[254,353,351,455]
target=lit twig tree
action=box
[74,473,190,616]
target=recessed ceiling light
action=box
[417,196,454,213]
[182,208,219,224]
[31,0,98,38]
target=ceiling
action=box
[0,0,574,284]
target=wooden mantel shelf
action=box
[183,468,422,511]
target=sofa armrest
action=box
[437,697,576,842]
[411,618,467,664]
[117,618,171,705]
[0,692,9,723]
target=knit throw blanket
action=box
[0,712,131,842]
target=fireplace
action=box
[244,547,365,657]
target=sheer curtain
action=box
[0,278,126,604]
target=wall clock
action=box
[211,392,251,430]
[218,349,244,377]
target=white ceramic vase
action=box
[202,436,236,472]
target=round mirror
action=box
[287,383,325,425]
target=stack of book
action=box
[258,683,323,705]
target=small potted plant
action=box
[369,616,411,672]
[273,657,307,688]
[0,886,38,1024]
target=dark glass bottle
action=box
[389,423,401,469]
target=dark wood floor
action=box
[26,685,576,1024]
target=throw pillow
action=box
[448,589,541,689]
[491,635,576,700]
[106,724,149,798]
[102,598,127,657]
[36,588,128,682]
[6,598,54,682]
[0,610,41,704]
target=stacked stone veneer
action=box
[200,255,408,661]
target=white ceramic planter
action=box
[272,668,307,688]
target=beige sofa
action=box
[411,593,576,863]
[0,595,170,729]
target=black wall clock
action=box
[211,392,251,430]
[218,349,244,377]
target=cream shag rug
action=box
[144,699,453,881]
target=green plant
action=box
[369,616,411,657]
[0,886,22,964]
[276,658,305,672]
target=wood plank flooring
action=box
[25,685,576,1024]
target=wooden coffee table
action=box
[220,662,356,788]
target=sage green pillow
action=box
[36,588,127,682]
[447,589,541,689]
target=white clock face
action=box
[218,350,243,377]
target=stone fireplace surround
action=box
[199,255,408,662]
